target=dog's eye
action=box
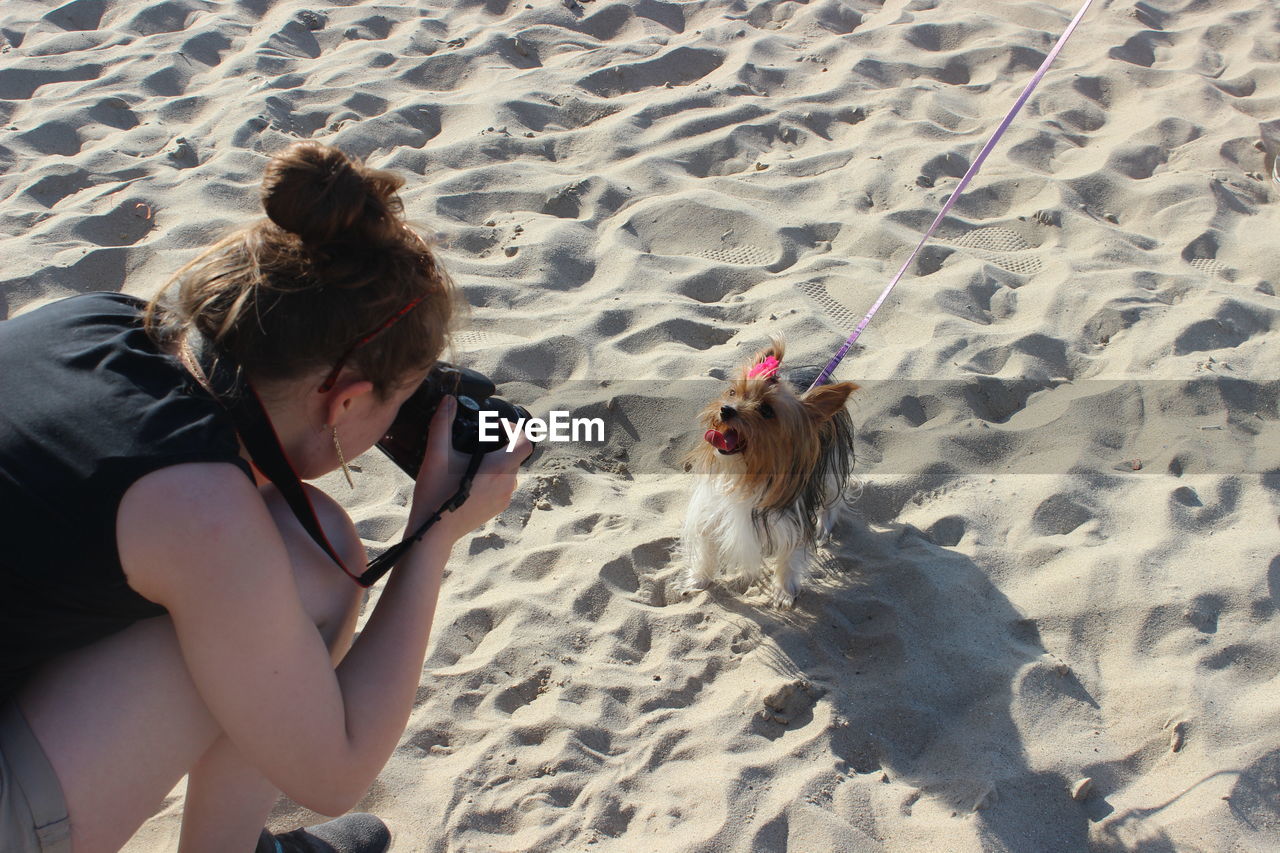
[727,389,736,397]
[759,403,774,419]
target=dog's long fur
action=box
[679,341,857,608]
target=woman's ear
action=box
[322,377,376,427]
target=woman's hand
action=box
[407,396,532,543]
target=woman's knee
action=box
[260,484,364,656]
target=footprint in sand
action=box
[694,245,774,265]
[453,329,529,352]
[945,227,1044,276]
[1181,232,1237,281]
[622,198,787,270]
[794,279,857,329]
[1187,257,1230,278]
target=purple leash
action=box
[809,0,1097,390]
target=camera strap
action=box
[189,335,482,588]
[365,450,484,584]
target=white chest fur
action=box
[680,474,811,605]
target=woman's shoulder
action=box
[4,290,145,328]
[3,291,244,457]
[0,290,253,579]
[117,461,268,601]
[121,458,259,510]
[2,291,155,370]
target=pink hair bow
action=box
[747,356,780,379]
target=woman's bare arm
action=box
[118,421,528,814]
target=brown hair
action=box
[146,141,456,398]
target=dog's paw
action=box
[769,584,798,609]
[672,574,710,598]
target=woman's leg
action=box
[178,486,363,853]
[178,736,280,853]
[17,485,364,853]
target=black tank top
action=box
[0,292,254,699]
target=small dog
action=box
[678,341,858,608]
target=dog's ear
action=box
[803,381,858,421]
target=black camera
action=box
[376,363,532,477]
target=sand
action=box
[2,0,1279,850]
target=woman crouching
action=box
[0,141,530,853]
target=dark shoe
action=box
[255,813,391,853]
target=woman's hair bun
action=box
[260,141,405,246]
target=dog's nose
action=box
[720,405,736,420]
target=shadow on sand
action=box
[701,510,1100,852]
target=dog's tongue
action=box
[704,428,739,452]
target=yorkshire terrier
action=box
[678,341,858,608]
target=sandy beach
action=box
[2,0,1279,850]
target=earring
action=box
[330,424,354,488]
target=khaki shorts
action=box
[1,700,71,853]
